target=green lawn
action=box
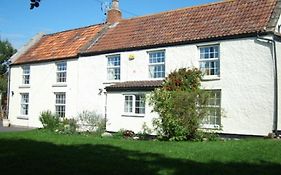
[0,130,280,175]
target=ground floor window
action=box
[202,90,221,128]
[20,93,29,116]
[55,92,66,117]
[124,94,145,115]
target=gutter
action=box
[257,34,278,136]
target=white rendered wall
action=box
[8,59,79,128]
[106,92,157,133]
[8,37,275,135]
[102,38,274,136]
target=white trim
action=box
[22,65,30,85]
[52,83,67,87]
[123,94,146,115]
[107,54,121,81]
[196,42,220,47]
[19,85,31,88]
[148,50,166,79]
[56,61,67,83]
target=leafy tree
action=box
[0,39,17,114]
[149,68,210,141]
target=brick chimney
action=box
[107,0,122,24]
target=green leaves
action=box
[150,68,210,141]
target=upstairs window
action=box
[149,51,165,78]
[20,93,29,116]
[202,90,221,128]
[55,92,66,117]
[124,94,145,115]
[56,62,67,83]
[22,66,30,85]
[107,55,120,80]
[199,45,220,76]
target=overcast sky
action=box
[0,0,218,49]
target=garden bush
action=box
[150,68,211,141]
[39,110,77,134]
[77,110,106,133]
[39,110,60,131]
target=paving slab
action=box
[0,122,34,132]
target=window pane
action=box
[107,68,120,80]
[199,45,220,75]
[149,65,165,78]
[22,66,30,84]
[107,55,120,80]
[149,51,165,63]
[56,105,65,118]
[108,56,120,66]
[56,93,65,104]
[57,62,67,71]
[124,96,133,113]
[203,90,221,126]
[56,62,67,82]
[20,93,29,116]
[135,95,145,114]
[200,60,219,76]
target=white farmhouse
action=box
[8,0,281,136]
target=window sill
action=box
[202,76,220,81]
[17,116,29,120]
[52,83,67,87]
[19,85,30,88]
[122,114,145,118]
[201,124,221,130]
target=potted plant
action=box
[2,118,10,127]
[1,108,10,127]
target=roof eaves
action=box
[11,55,78,66]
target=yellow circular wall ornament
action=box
[129,54,135,60]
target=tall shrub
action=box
[39,110,60,131]
[77,111,106,133]
[150,68,209,141]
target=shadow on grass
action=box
[0,138,280,175]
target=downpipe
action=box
[257,34,278,136]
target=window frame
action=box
[148,50,165,79]
[198,45,220,77]
[20,93,29,116]
[22,65,30,85]
[202,90,221,129]
[56,62,67,83]
[123,94,146,116]
[55,92,66,118]
[107,54,121,81]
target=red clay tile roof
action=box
[14,24,104,64]
[14,0,280,64]
[84,0,278,54]
[106,80,163,91]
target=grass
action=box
[0,130,280,175]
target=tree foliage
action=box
[0,39,16,111]
[149,68,210,141]
[0,40,16,75]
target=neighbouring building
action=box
[8,0,281,136]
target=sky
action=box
[0,0,218,49]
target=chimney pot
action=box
[107,0,122,24]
